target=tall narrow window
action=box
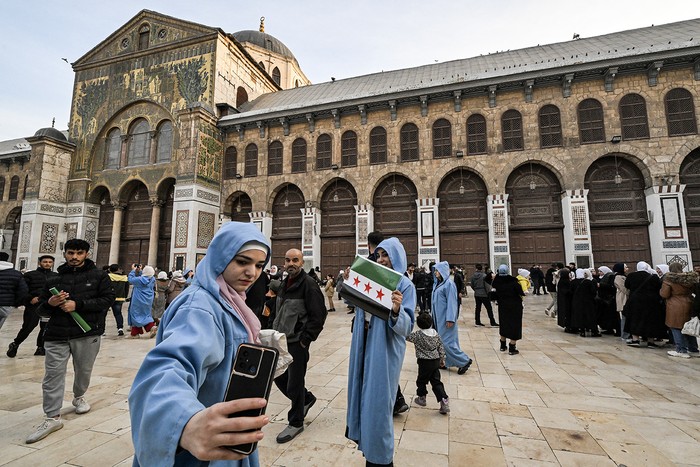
[127,119,150,166]
[104,128,121,169]
[619,93,649,140]
[539,105,563,148]
[369,127,387,164]
[432,118,452,158]
[268,141,283,175]
[22,175,28,199]
[0,177,5,200]
[244,143,258,177]
[156,121,173,163]
[223,146,237,180]
[9,176,19,200]
[466,114,487,155]
[138,24,150,50]
[578,99,605,144]
[341,131,357,167]
[316,134,332,170]
[237,87,248,106]
[501,109,524,151]
[400,123,419,162]
[272,67,281,86]
[291,138,307,173]
[665,88,697,136]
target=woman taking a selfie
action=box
[129,221,272,466]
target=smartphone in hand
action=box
[224,343,279,455]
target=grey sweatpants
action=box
[42,335,101,417]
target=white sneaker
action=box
[667,350,691,359]
[73,396,91,414]
[26,417,63,443]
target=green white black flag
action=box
[339,255,403,320]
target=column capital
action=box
[111,202,127,210]
[149,196,164,207]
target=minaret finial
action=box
[51,117,55,128]
[259,16,265,33]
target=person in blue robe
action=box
[431,261,472,374]
[346,237,416,467]
[127,265,157,337]
[129,222,272,466]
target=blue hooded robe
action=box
[431,261,471,368]
[127,271,156,327]
[129,222,270,467]
[346,237,416,465]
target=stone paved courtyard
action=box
[1,293,700,466]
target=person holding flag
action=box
[345,237,416,467]
[432,261,472,375]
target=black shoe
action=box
[508,343,519,355]
[118,329,124,336]
[34,347,45,356]
[6,342,18,358]
[457,359,472,375]
[490,322,499,327]
[393,399,409,415]
[303,394,316,417]
[475,322,485,327]
[500,340,507,352]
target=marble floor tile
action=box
[539,427,606,455]
[499,435,558,463]
[493,414,543,439]
[447,442,505,467]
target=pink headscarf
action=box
[216,275,261,344]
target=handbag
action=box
[682,316,700,337]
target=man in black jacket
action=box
[26,239,115,444]
[272,248,327,444]
[0,251,28,331]
[7,255,56,357]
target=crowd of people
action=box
[3,227,700,466]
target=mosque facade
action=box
[4,10,700,273]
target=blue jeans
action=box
[670,328,698,353]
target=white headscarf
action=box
[598,266,612,275]
[270,265,278,275]
[575,268,586,279]
[636,261,654,274]
[655,264,669,276]
[517,268,530,278]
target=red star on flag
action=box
[353,276,360,286]
[364,282,372,293]
[376,288,385,300]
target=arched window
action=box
[22,174,28,199]
[619,94,649,140]
[400,123,419,162]
[258,61,265,69]
[156,121,173,163]
[272,67,281,86]
[244,143,258,177]
[237,87,248,106]
[578,99,605,144]
[665,88,698,136]
[341,131,357,167]
[292,138,307,173]
[223,146,237,180]
[432,118,452,158]
[295,80,299,88]
[539,105,563,148]
[369,126,387,164]
[104,128,121,169]
[0,177,5,200]
[466,114,487,155]
[9,176,19,200]
[138,24,150,50]
[502,109,524,151]
[127,119,150,166]
[268,141,283,175]
[316,134,332,170]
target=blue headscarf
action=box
[498,264,509,276]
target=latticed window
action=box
[665,88,698,136]
[467,114,487,155]
[127,119,150,166]
[578,99,605,144]
[432,118,452,158]
[369,126,387,164]
[9,176,19,200]
[291,138,307,173]
[619,94,649,140]
[223,146,237,180]
[104,128,121,169]
[156,121,173,163]
[341,131,357,167]
[268,141,283,175]
[538,105,563,148]
[316,134,332,170]
[501,110,524,151]
[400,123,419,162]
[272,67,281,86]
[244,143,258,177]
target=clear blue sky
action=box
[2,0,699,140]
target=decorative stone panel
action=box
[39,223,59,253]
[663,241,688,249]
[492,210,506,239]
[175,210,189,247]
[572,205,588,236]
[197,211,215,248]
[175,188,194,199]
[65,223,78,240]
[20,221,32,253]
[40,204,64,213]
[196,190,220,203]
[67,206,83,215]
[85,221,97,249]
[574,243,590,251]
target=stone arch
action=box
[117,179,152,268]
[225,191,253,223]
[319,178,357,275]
[372,173,418,262]
[270,183,304,268]
[92,185,114,268]
[6,206,22,263]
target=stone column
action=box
[120,135,129,168]
[488,194,511,271]
[147,197,163,267]
[354,204,374,257]
[560,189,594,268]
[109,203,125,265]
[646,183,694,269]
[149,131,158,164]
[301,203,321,270]
[416,198,440,268]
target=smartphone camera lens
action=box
[248,365,257,374]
